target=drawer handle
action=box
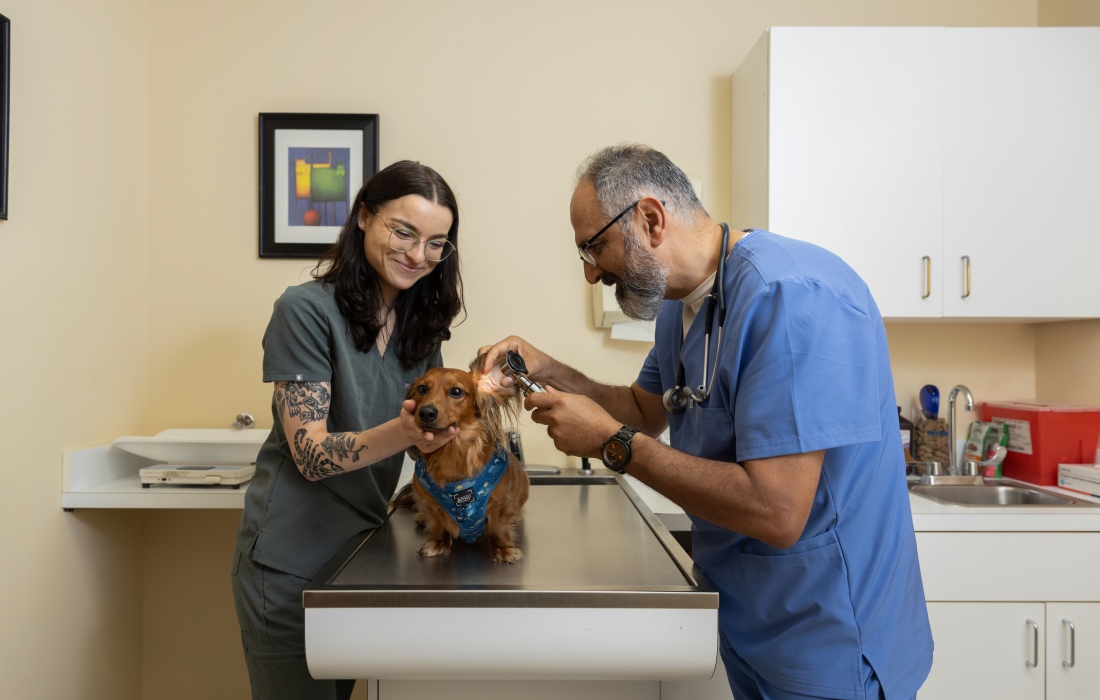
[922,256,931,299]
[961,255,971,298]
[1063,618,1076,668]
[1027,619,1039,668]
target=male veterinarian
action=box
[480,143,932,700]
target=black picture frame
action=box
[0,14,10,220]
[258,113,379,258]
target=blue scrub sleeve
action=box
[261,287,334,383]
[733,277,881,462]
[637,344,664,395]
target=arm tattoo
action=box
[278,382,330,423]
[320,433,367,463]
[293,429,346,480]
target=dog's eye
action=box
[449,387,464,399]
[417,385,428,395]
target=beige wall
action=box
[1040,0,1100,25]
[14,0,1100,698]
[0,0,148,698]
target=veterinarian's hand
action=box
[525,387,619,458]
[477,336,553,386]
[400,399,458,454]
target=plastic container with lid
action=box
[978,401,1100,485]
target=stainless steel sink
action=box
[909,483,1100,507]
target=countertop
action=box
[906,478,1100,531]
[625,472,1100,533]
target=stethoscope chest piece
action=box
[662,385,693,415]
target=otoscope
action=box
[500,350,546,396]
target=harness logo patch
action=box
[452,489,476,507]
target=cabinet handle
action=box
[1026,619,1039,668]
[921,256,931,299]
[961,255,971,298]
[1063,618,1076,668]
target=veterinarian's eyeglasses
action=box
[577,199,664,266]
[384,219,455,262]
[577,201,638,266]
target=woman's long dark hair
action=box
[313,160,464,369]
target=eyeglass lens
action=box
[388,227,454,261]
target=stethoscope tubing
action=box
[667,223,729,413]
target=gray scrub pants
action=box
[231,547,354,700]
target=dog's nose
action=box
[418,405,438,424]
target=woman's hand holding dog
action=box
[400,399,458,454]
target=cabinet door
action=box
[377,681,660,700]
[944,28,1100,318]
[765,27,945,318]
[921,602,1045,700]
[1047,603,1100,700]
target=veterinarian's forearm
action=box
[538,362,660,434]
[626,436,823,549]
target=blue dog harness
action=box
[414,446,511,543]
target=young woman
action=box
[231,160,464,700]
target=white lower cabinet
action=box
[1045,603,1100,699]
[916,531,1100,700]
[923,602,1100,700]
[922,602,1045,699]
[375,680,661,699]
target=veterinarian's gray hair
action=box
[575,144,708,234]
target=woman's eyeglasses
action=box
[384,219,455,262]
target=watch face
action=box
[602,439,629,467]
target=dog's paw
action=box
[418,540,451,558]
[491,546,523,564]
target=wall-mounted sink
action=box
[909,483,1100,508]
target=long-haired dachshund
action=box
[394,359,530,563]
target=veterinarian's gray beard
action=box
[612,238,668,321]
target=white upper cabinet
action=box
[944,28,1100,318]
[731,27,1100,320]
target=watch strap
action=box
[601,425,639,473]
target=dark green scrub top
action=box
[235,281,443,579]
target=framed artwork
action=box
[0,14,9,220]
[258,113,379,258]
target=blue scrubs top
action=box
[638,231,932,699]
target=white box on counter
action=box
[1058,463,1100,498]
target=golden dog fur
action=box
[395,359,530,563]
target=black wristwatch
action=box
[601,425,639,474]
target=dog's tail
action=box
[390,482,416,510]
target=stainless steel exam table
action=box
[304,471,718,680]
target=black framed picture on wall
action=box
[258,113,379,258]
[0,13,10,220]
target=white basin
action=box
[111,428,268,465]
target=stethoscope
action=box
[662,223,729,415]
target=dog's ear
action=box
[470,353,519,399]
[405,381,419,401]
[469,354,521,439]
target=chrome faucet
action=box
[947,385,974,475]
